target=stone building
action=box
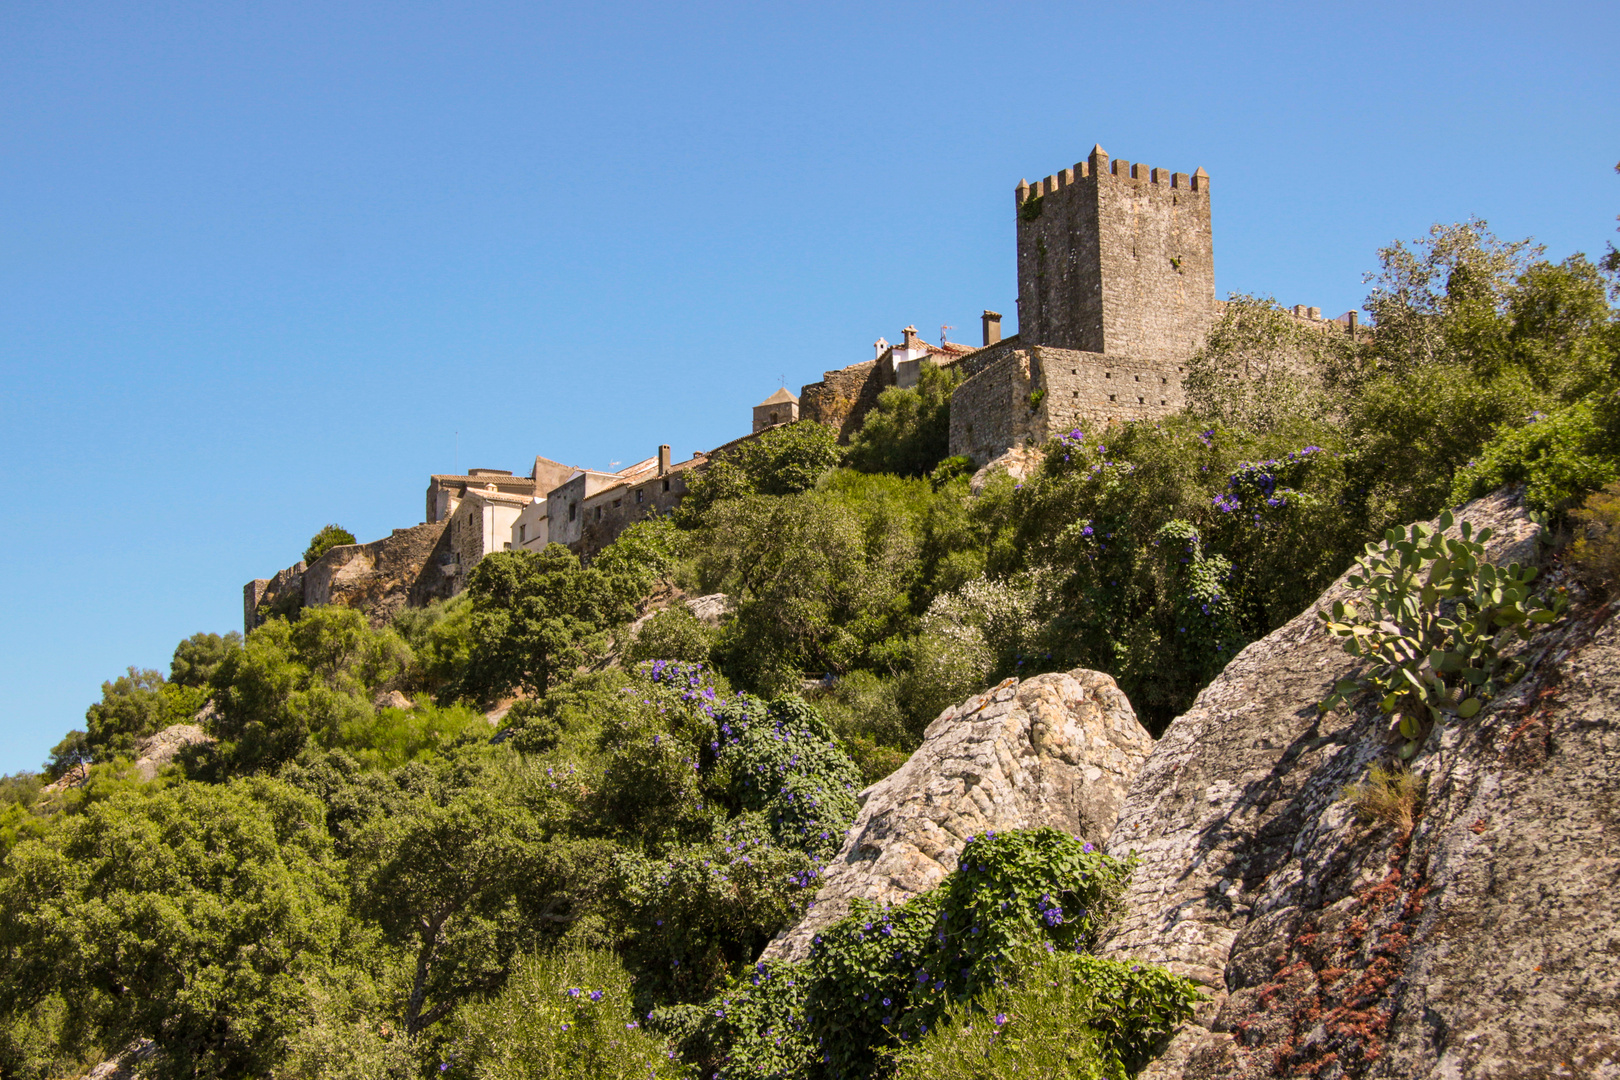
[942,144,1358,464]
[753,388,799,433]
[797,326,976,443]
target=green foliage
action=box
[201,607,411,775]
[1184,293,1351,431]
[327,698,493,770]
[305,523,359,566]
[614,815,815,1007]
[350,748,612,1036]
[680,422,845,521]
[446,949,692,1080]
[628,603,718,666]
[84,667,197,761]
[42,730,90,781]
[594,516,689,602]
[169,631,243,688]
[0,777,357,1080]
[1320,508,1566,758]
[887,949,1200,1080]
[847,365,964,478]
[681,829,1182,1080]
[497,669,633,757]
[1000,419,1352,731]
[1449,393,1620,514]
[394,593,476,703]
[462,546,635,701]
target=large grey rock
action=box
[763,668,1154,961]
[132,723,213,781]
[1102,487,1620,1078]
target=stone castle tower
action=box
[1014,144,1215,362]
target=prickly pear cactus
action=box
[1318,508,1567,757]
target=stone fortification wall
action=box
[1016,146,1216,363]
[244,520,452,634]
[948,345,1189,464]
[798,358,896,444]
[1035,346,1187,434]
[947,349,1043,466]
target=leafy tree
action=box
[592,516,688,603]
[169,631,242,688]
[0,778,357,1080]
[625,603,716,666]
[1184,293,1353,431]
[846,364,963,477]
[350,752,613,1036]
[305,524,358,565]
[678,421,843,523]
[394,593,476,703]
[42,730,90,781]
[447,948,691,1080]
[202,607,410,775]
[83,668,171,760]
[461,546,635,701]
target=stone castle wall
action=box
[245,520,453,633]
[948,346,1191,465]
[798,358,896,444]
[1016,147,1216,363]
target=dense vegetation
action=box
[2,214,1617,1079]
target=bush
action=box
[847,364,963,478]
[1449,393,1620,514]
[887,949,1199,1080]
[627,604,717,666]
[679,422,845,523]
[445,949,692,1080]
[84,668,204,761]
[304,524,358,566]
[682,828,1189,1080]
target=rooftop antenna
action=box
[940,325,954,346]
[777,372,787,387]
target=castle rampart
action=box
[245,520,452,633]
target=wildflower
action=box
[994,1013,1008,1026]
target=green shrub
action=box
[846,365,963,478]
[446,949,692,1080]
[169,631,243,688]
[304,524,358,565]
[627,604,717,666]
[1449,393,1620,514]
[327,698,492,770]
[682,828,1188,1080]
[887,949,1200,1080]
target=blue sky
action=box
[2,1,1616,773]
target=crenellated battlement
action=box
[1016,145,1208,206]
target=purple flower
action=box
[994,1013,1008,1026]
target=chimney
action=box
[982,310,1002,347]
[658,444,671,475]
[902,325,920,351]
[873,336,890,360]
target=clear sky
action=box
[2,1,1616,773]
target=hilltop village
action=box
[244,144,1356,634]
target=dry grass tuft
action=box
[1342,764,1425,833]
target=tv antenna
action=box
[940,325,954,345]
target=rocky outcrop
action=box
[1101,487,1620,1078]
[132,723,214,781]
[762,668,1155,961]
[244,521,454,635]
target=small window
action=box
[1072,391,1079,398]
[519,524,526,543]
[612,498,622,509]
[569,503,577,522]
[1160,399,1167,405]
[1104,372,1112,379]
[1161,377,1168,384]
[662,478,671,492]
[594,506,602,521]
[1138,396,1145,404]
[636,489,644,504]
[1071,369,1078,375]
[1108,394,1116,402]
[1134,375,1141,382]
[469,512,475,525]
